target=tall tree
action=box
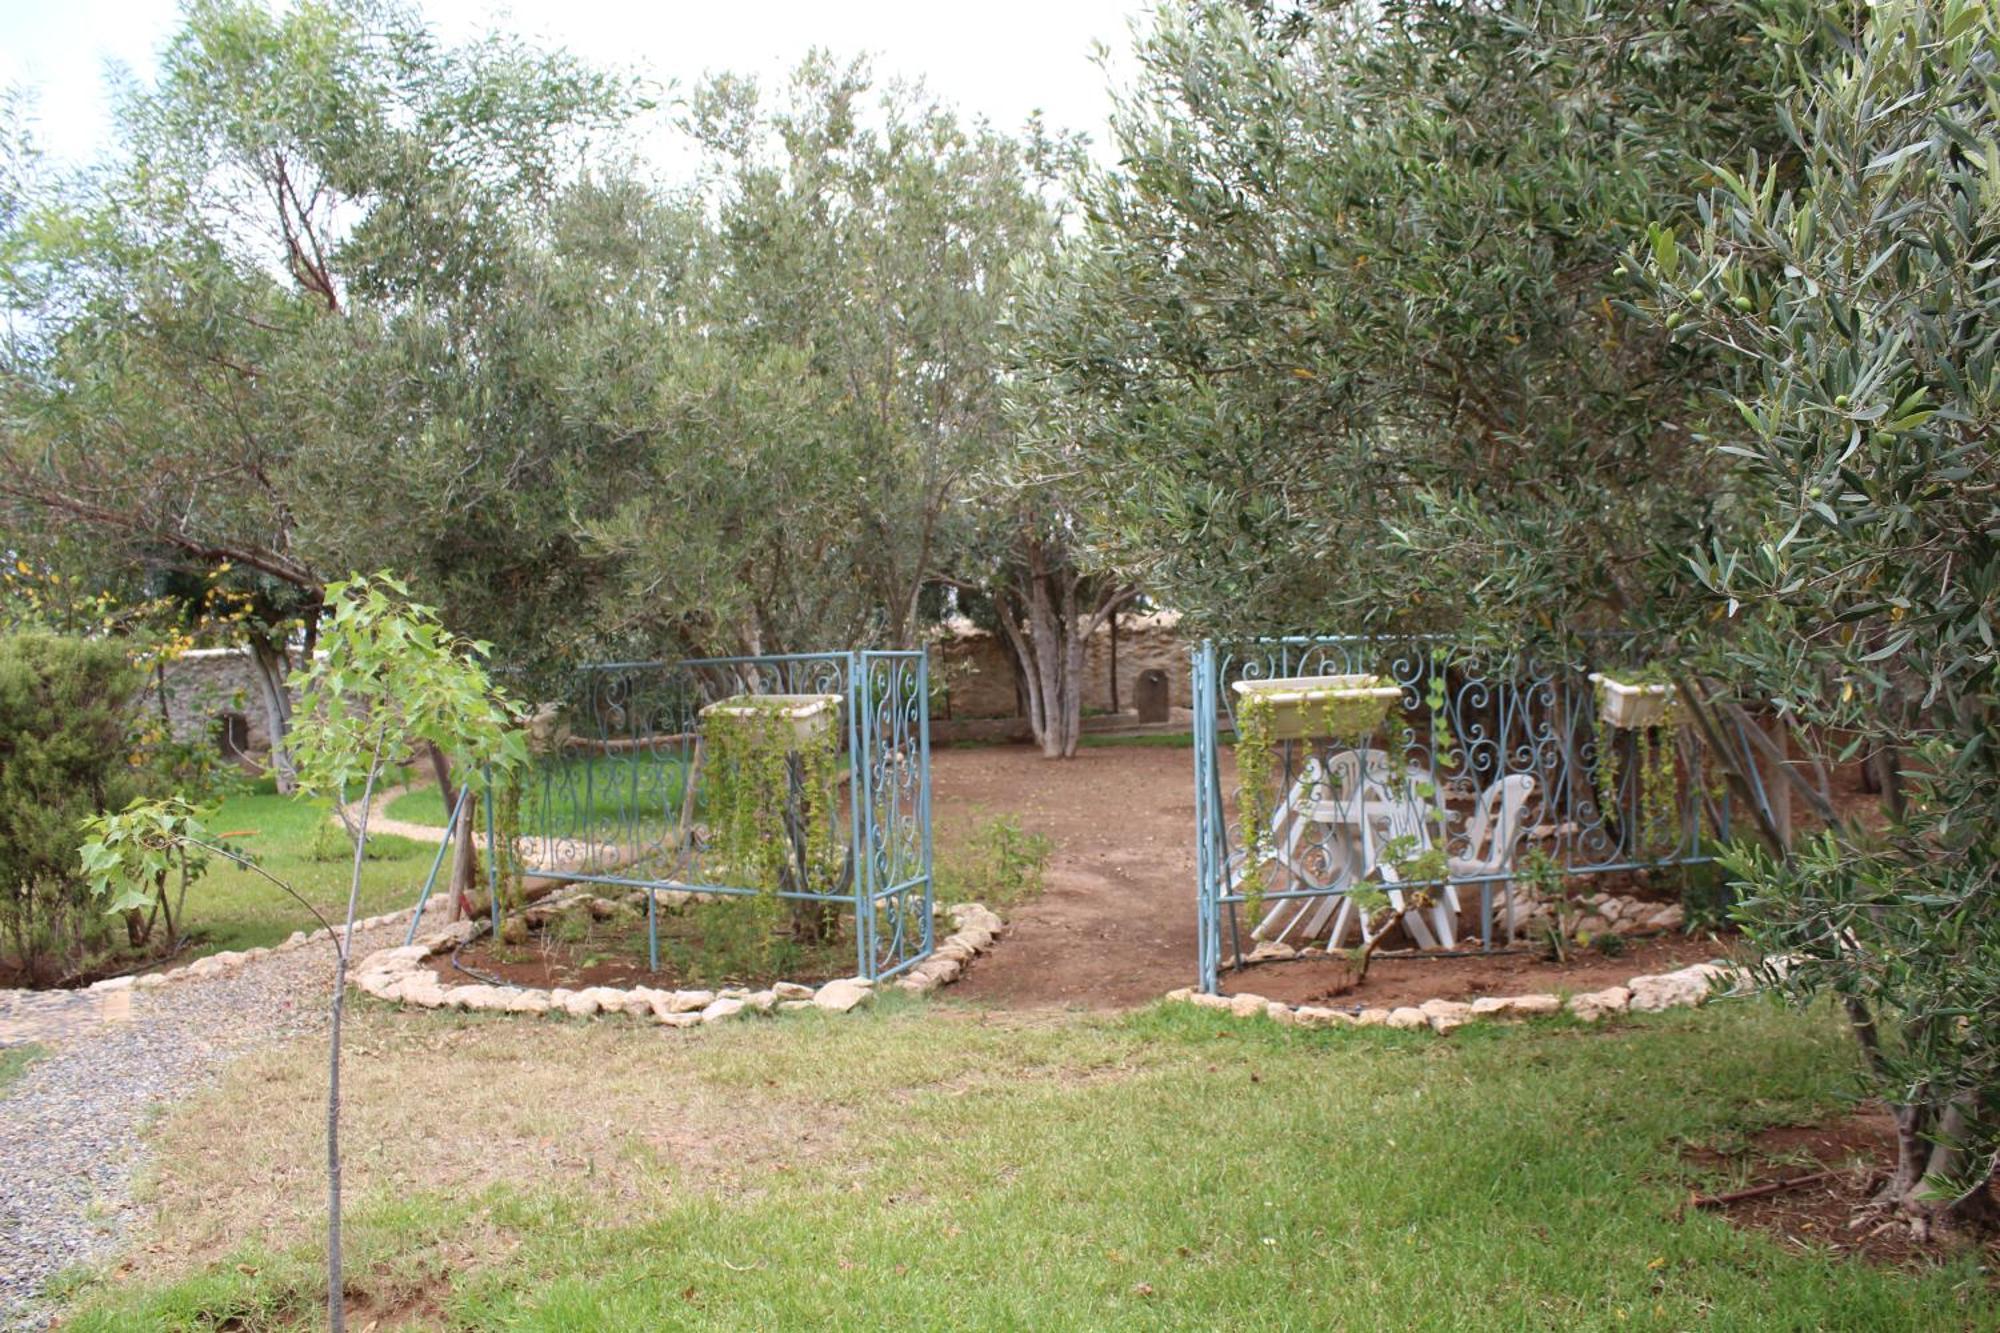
[0,0,632,783]
[1023,0,1786,641]
[1646,0,2000,1232]
[585,59,1056,656]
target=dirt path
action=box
[934,744,1205,1009]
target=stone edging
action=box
[1166,960,1749,1035]
[80,909,419,994]
[349,900,1005,1027]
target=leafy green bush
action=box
[938,814,1052,914]
[0,632,142,981]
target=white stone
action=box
[1292,1006,1355,1028]
[813,979,874,1013]
[1164,987,1194,1004]
[1567,986,1631,1022]
[384,974,441,1005]
[1352,1008,1392,1027]
[664,989,715,1013]
[1598,899,1625,922]
[946,929,992,954]
[1247,941,1297,963]
[1385,1007,1429,1030]
[1227,992,1270,1019]
[913,957,962,986]
[772,982,815,1000]
[135,973,166,989]
[777,999,816,1013]
[449,985,511,1012]
[505,991,551,1015]
[934,942,976,964]
[1469,993,1562,1019]
[1646,904,1686,931]
[1419,999,1476,1034]
[1188,992,1232,1011]
[88,976,134,993]
[1627,970,1708,1013]
[562,992,601,1018]
[899,975,938,995]
[655,1011,701,1029]
[718,987,752,1001]
[746,989,776,1013]
[701,997,748,1023]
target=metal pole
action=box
[403,785,469,946]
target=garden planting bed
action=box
[355,895,1004,1026]
[428,889,861,992]
[1680,1110,2000,1272]
[1237,931,1740,1011]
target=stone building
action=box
[930,610,1192,721]
[147,646,279,759]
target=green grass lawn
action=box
[188,780,433,954]
[384,752,692,832]
[0,1043,45,1096]
[59,1000,1998,1330]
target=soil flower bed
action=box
[350,897,1004,1026]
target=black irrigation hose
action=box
[448,943,531,991]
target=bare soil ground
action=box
[1243,933,1738,1009]
[936,744,1205,1008]
[1681,1110,2000,1271]
[933,742,1742,1011]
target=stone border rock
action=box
[78,908,419,995]
[348,900,1005,1028]
[1166,959,1750,1036]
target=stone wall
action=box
[148,647,278,755]
[932,611,1193,720]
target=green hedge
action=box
[0,632,141,982]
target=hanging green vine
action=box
[1592,681,1688,857]
[1235,693,1277,925]
[701,698,842,963]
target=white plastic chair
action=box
[1446,773,1538,940]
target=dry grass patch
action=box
[125,1004,855,1279]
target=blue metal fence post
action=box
[917,649,935,960]
[404,785,469,946]
[1192,639,1222,994]
[848,652,873,981]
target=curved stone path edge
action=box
[1167,958,1766,1035]
[351,900,1008,1026]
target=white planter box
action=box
[1588,673,1675,730]
[1231,674,1401,741]
[699,693,843,747]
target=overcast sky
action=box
[1,0,1153,168]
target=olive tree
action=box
[0,0,633,783]
[1644,0,2000,1233]
[584,60,1057,657]
[1021,0,1786,640]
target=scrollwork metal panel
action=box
[1192,635,1719,994]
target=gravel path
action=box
[0,918,409,1330]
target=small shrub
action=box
[939,813,1052,912]
[0,632,143,981]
